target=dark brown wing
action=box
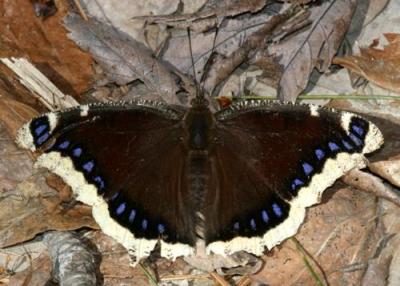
[17,101,196,260]
[204,101,383,255]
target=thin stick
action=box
[138,262,158,286]
[160,273,210,282]
[292,238,327,286]
[73,0,88,21]
[210,272,230,286]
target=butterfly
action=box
[16,95,383,262]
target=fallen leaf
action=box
[333,33,400,93]
[0,0,93,97]
[64,13,185,105]
[269,0,357,101]
[253,186,381,285]
[0,121,97,248]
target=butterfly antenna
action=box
[187,28,202,100]
[199,24,219,96]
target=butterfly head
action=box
[190,96,209,110]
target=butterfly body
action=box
[16,99,384,262]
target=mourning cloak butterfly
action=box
[16,98,383,262]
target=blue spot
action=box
[82,160,95,173]
[93,176,105,189]
[128,209,136,223]
[34,125,47,136]
[32,119,42,127]
[58,140,70,149]
[250,218,256,230]
[261,210,269,223]
[291,178,304,191]
[328,142,340,152]
[315,149,325,160]
[157,224,165,234]
[142,219,148,230]
[116,202,126,215]
[272,203,283,217]
[349,133,363,146]
[110,192,119,201]
[302,162,314,176]
[36,133,49,145]
[72,147,82,157]
[233,222,240,230]
[352,125,364,137]
[341,139,353,151]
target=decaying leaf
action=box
[253,186,381,285]
[137,0,270,32]
[64,13,186,105]
[0,120,97,248]
[0,0,93,97]
[269,0,357,101]
[333,33,400,93]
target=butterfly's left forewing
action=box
[17,101,196,261]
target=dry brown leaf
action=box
[64,13,185,105]
[269,0,357,101]
[253,186,381,285]
[333,33,400,93]
[0,0,93,97]
[7,253,52,286]
[85,231,149,285]
[0,120,97,248]
[369,155,400,188]
[136,0,270,32]
[0,180,97,248]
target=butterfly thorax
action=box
[185,101,214,151]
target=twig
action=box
[292,238,328,286]
[138,262,158,286]
[210,271,230,286]
[0,58,78,110]
[342,169,400,207]
[72,0,88,21]
[160,273,210,282]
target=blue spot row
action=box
[31,117,52,147]
[112,199,166,235]
[233,201,286,232]
[54,140,106,193]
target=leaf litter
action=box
[0,0,399,285]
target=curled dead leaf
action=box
[333,33,400,93]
